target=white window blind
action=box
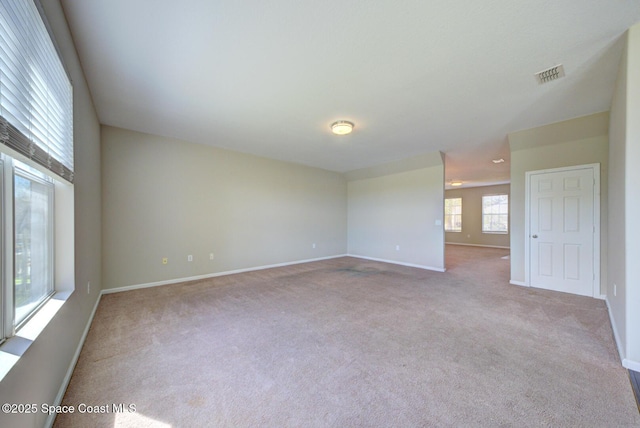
[0,0,73,182]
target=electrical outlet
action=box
[312,243,316,249]
[188,255,193,262]
[396,245,400,251]
[614,283,617,297]
[162,257,168,265]
[87,281,90,294]
[209,253,214,260]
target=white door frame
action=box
[524,163,600,298]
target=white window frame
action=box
[482,194,509,234]
[444,197,462,232]
[13,162,55,328]
[0,150,74,381]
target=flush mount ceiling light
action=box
[492,158,505,164]
[331,120,354,135]
[450,181,463,187]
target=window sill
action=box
[482,231,508,234]
[0,291,70,382]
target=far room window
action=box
[444,198,462,232]
[482,194,509,233]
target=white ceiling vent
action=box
[535,64,565,84]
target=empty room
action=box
[1,0,640,427]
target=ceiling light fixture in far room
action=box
[331,120,354,135]
[450,181,463,187]
[492,158,505,164]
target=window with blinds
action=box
[0,0,73,182]
[0,0,74,344]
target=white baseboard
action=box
[46,292,103,428]
[623,358,640,372]
[102,254,349,294]
[605,297,627,368]
[445,242,510,249]
[347,254,446,272]
[509,280,527,287]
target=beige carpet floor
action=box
[54,246,640,427]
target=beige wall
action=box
[101,126,347,289]
[444,184,510,248]
[0,1,103,427]
[608,30,628,361]
[508,112,609,295]
[347,153,445,271]
[624,23,640,368]
[609,24,640,370]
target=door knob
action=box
[532,234,538,238]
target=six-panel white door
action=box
[529,167,595,297]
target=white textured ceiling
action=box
[60,0,640,187]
